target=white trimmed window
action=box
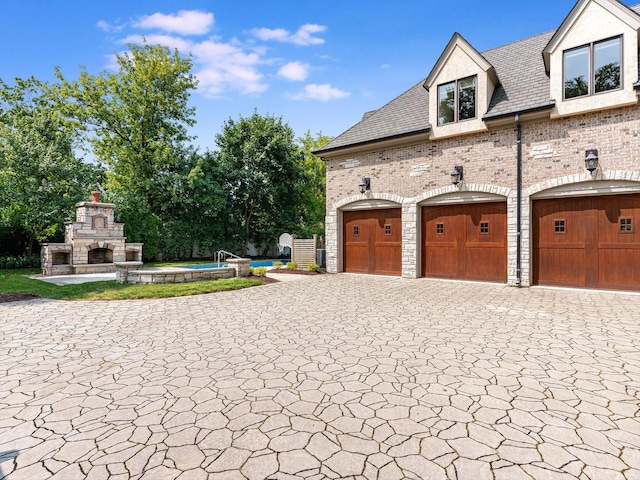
[564,36,622,99]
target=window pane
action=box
[595,37,621,93]
[438,82,455,125]
[458,76,476,120]
[564,46,589,98]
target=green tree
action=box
[54,42,198,257]
[298,130,331,238]
[564,75,588,98]
[595,61,620,93]
[0,77,103,256]
[216,111,304,256]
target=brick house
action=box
[314,0,640,291]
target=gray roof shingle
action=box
[317,3,640,154]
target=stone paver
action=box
[1,275,639,479]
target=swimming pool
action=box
[183,259,289,270]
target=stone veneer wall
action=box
[115,259,251,284]
[324,104,640,284]
[41,196,144,275]
[122,267,235,284]
[65,202,127,266]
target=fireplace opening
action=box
[52,252,70,265]
[88,248,113,264]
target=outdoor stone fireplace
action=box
[40,192,143,275]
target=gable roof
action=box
[543,0,640,73]
[316,1,640,156]
[424,33,499,90]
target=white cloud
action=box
[252,23,326,46]
[291,24,326,46]
[118,32,266,95]
[192,40,267,96]
[289,83,350,101]
[277,61,310,81]
[104,11,333,98]
[133,10,214,35]
[97,20,125,33]
[251,27,289,42]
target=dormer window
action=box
[437,75,476,125]
[564,36,621,99]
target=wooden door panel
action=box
[599,248,640,289]
[422,202,506,282]
[344,245,371,273]
[343,208,401,275]
[536,247,587,286]
[424,246,459,277]
[465,246,506,282]
[533,194,640,291]
[344,210,371,274]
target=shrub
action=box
[0,255,41,269]
[248,266,255,275]
[307,263,320,272]
[285,261,298,271]
[253,266,267,277]
[273,261,283,268]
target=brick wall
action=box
[326,105,640,208]
[323,104,640,282]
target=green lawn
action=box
[0,268,264,301]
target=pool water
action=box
[183,259,289,270]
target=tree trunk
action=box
[26,234,35,257]
[242,209,252,257]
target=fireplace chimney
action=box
[91,191,101,203]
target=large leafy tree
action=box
[298,130,331,238]
[0,77,102,256]
[55,42,198,257]
[216,111,305,256]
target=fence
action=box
[291,234,325,269]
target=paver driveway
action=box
[1,274,639,480]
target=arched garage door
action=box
[533,193,640,291]
[343,208,401,275]
[422,202,507,282]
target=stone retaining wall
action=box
[115,259,251,284]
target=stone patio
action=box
[1,275,638,479]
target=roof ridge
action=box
[481,28,558,56]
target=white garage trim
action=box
[527,171,640,198]
[340,199,402,211]
[420,191,507,205]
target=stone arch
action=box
[86,242,115,264]
[519,170,640,287]
[326,193,405,274]
[415,183,512,204]
[407,184,513,280]
[526,170,640,198]
[333,192,405,211]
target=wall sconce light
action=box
[585,149,599,173]
[359,177,371,194]
[451,166,464,185]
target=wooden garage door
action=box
[422,202,507,282]
[533,193,640,291]
[343,209,401,275]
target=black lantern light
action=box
[359,177,371,194]
[585,149,599,173]
[451,166,464,185]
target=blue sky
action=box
[1,1,626,151]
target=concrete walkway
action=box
[28,273,117,286]
[1,275,638,479]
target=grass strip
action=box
[0,268,263,301]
